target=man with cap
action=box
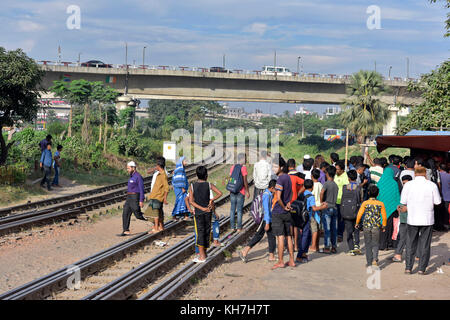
[296,154,311,174]
[119,161,147,236]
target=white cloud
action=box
[243,23,269,36]
[17,20,45,32]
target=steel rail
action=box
[0,152,229,236]
[0,178,242,300]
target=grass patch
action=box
[61,166,126,186]
[0,183,47,207]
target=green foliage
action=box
[430,0,450,37]
[118,107,135,129]
[340,70,391,139]
[46,121,67,137]
[0,47,44,164]
[7,127,46,169]
[147,99,223,134]
[397,60,450,134]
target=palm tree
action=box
[340,70,391,161]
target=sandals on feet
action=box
[271,263,286,270]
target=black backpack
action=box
[290,194,313,229]
[340,184,360,220]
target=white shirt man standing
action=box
[253,150,272,200]
[400,167,441,275]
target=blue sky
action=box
[1,0,448,113]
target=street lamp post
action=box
[297,56,301,75]
[125,42,129,95]
[143,46,146,68]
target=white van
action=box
[261,66,293,76]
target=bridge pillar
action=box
[115,95,135,110]
[382,105,399,136]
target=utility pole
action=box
[77,52,82,66]
[301,106,305,139]
[374,61,377,72]
[388,66,392,80]
[406,57,410,79]
[297,56,301,75]
[223,54,225,69]
[125,42,129,95]
[274,50,277,73]
[143,46,146,68]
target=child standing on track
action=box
[189,165,222,263]
[355,185,387,268]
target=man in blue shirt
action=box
[297,179,328,263]
[239,179,277,263]
[119,161,148,236]
[40,142,53,191]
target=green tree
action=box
[50,79,94,142]
[50,80,73,137]
[340,70,391,142]
[430,0,450,37]
[118,107,135,129]
[0,47,44,165]
[397,60,450,134]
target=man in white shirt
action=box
[296,154,311,173]
[253,150,272,200]
[399,167,441,274]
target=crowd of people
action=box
[116,147,449,273]
[239,150,449,274]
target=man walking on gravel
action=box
[119,161,147,236]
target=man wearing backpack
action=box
[341,170,362,255]
[271,156,295,269]
[228,153,250,232]
[239,179,277,263]
[253,150,272,201]
[297,179,328,263]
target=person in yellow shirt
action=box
[145,156,169,233]
[356,185,387,268]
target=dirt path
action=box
[182,226,450,300]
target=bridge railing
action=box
[37,61,415,83]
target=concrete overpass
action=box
[38,65,422,106]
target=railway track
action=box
[0,146,262,300]
[0,150,230,237]
[0,182,254,300]
[0,141,220,218]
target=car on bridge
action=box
[81,60,112,68]
[261,66,293,76]
[209,66,231,73]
